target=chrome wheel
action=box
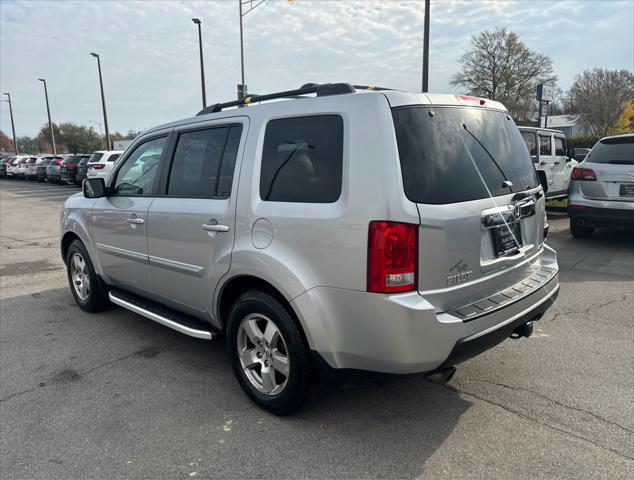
[70,252,90,301]
[237,313,290,396]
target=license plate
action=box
[492,222,522,257]
[619,183,634,197]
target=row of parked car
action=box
[0,151,123,185]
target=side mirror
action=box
[83,177,107,198]
[536,170,548,193]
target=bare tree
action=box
[568,68,634,136]
[450,27,557,121]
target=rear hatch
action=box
[578,136,634,201]
[392,104,548,312]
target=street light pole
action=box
[191,18,207,108]
[2,92,18,154]
[238,0,269,100]
[90,53,111,150]
[421,0,430,92]
[37,78,57,155]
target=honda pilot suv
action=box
[61,84,559,415]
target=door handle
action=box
[554,161,561,165]
[127,217,145,225]
[202,223,230,232]
[539,161,547,165]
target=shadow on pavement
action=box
[1,287,470,479]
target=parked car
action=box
[567,134,634,238]
[46,155,68,184]
[6,155,29,177]
[35,157,55,182]
[571,147,591,162]
[86,150,123,179]
[15,156,31,179]
[75,156,91,185]
[60,154,90,185]
[25,157,40,180]
[0,156,14,177]
[62,84,559,415]
[518,127,577,199]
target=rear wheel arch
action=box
[217,275,306,339]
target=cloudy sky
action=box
[1,0,632,137]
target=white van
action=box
[518,127,577,199]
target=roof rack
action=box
[196,83,392,116]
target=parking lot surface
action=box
[1,178,633,479]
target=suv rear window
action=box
[260,115,343,203]
[62,156,80,165]
[586,136,634,164]
[392,107,539,204]
[88,153,104,163]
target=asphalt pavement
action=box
[1,178,632,479]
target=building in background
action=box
[542,114,588,136]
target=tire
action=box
[227,290,315,416]
[570,219,593,238]
[65,240,109,312]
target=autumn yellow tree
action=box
[609,100,634,135]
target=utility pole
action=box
[90,53,111,150]
[192,18,207,108]
[2,92,18,154]
[37,78,57,155]
[239,0,247,99]
[422,0,430,92]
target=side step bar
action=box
[109,289,216,340]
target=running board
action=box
[109,289,216,340]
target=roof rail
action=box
[196,82,360,116]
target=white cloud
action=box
[0,0,632,137]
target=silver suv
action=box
[567,134,634,238]
[61,84,559,415]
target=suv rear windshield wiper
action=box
[462,124,513,190]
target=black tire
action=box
[65,240,109,312]
[570,219,593,238]
[227,290,315,416]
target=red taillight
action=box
[66,164,76,169]
[55,159,62,165]
[367,221,417,293]
[92,164,106,170]
[571,167,596,181]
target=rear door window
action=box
[108,154,121,162]
[539,135,552,156]
[392,106,538,204]
[554,137,566,156]
[167,127,231,198]
[260,115,343,203]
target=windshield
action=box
[88,153,104,163]
[586,136,634,164]
[392,106,539,204]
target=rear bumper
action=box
[292,246,559,375]
[568,205,634,229]
[61,173,77,183]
